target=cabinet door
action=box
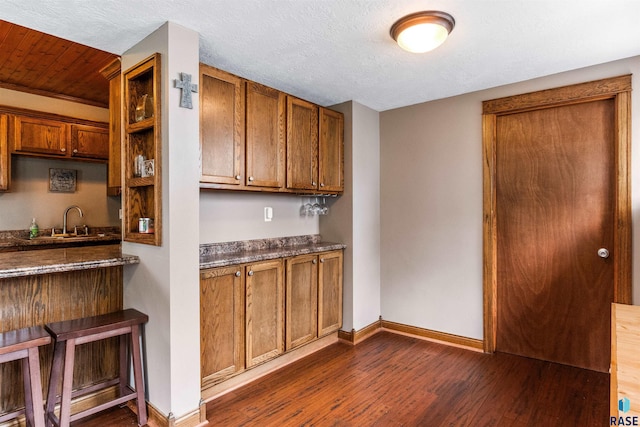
[70,124,109,160]
[318,251,343,336]
[246,82,285,188]
[201,266,245,388]
[286,96,318,191]
[200,65,245,185]
[285,254,318,350]
[12,115,68,156]
[319,108,344,192]
[246,259,284,367]
[0,114,9,191]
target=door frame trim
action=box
[482,75,632,353]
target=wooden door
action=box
[70,124,109,160]
[200,64,245,185]
[12,115,67,156]
[285,254,318,350]
[318,250,343,337]
[246,259,284,367]
[200,266,245,388]
[286,96,318,191]
[246,82,285,189]
[483,76,632,372]
[319,108,344,192]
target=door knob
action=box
[597,248,610,259]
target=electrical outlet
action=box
[118,208,122,220]
[264,207,273,222]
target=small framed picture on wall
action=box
[49,168,77,193]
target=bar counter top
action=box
[0,244,139,279]
[200,235,346,269]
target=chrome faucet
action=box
[63,205,84,235]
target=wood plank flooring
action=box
[72,331,609,427]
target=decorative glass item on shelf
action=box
[135,94,154,122]
[134,154,145,177]
[300,197,329,217]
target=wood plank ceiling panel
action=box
[0,20,118,107]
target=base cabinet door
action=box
[318,251,343,336]
[285,254,318,350]
[200,266,245,388]
[246,259,284,367]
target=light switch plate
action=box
[264,207,273,222]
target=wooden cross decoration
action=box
[174,72,198,109]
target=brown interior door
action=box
[495,99,615,372]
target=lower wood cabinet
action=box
[200,265,245,389]
[200,250,343,390]
[285,254,318,350]
[245,259,285,367]
[318,251,344,336]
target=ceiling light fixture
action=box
[390,11,455,53]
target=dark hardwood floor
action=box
[73,331,609,427]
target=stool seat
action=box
[45,309,148,342]
[0,326,51,427]
[45,309,148,427]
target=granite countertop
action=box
[200,235,346,269]
[0,227,121,251]
[0,244,139,279]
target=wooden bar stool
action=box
[44,309,148,427]
[0,326,51,427]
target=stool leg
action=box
[119,334,128,397]
[23,356,35,427]
[46,341,66,427]
[59,339,76,427]
[27,347,46,427]
[131,324,147,426]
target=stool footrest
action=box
[47,387,137,426]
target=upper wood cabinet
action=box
[12,115,68,156]
[199,63,343,195]
[11,115,108,161]
[200,265,245,388]
[319,108,344,192]
[246,82,286,189]
[100,58,122,196]
[0,114,9,192]
[200,65,245,186]
[70,124,109,160]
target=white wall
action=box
[0,88,117,230]
[320,101,380,331]
[199,191,318,243]
[122,22,201,420]
[380,55,640,340]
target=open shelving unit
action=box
[123,53,162,246]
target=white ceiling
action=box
[2,0,640,111]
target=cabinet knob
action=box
[73,149,78,153]
[320,258,325,263]
[312,181,317,186]
[248,176,254,182]
[312,259,317,264]
[248,270,254,276]
[235,271,241,277]
[320,183,325,187]
[235,175,241,180]
[61,147,66,152]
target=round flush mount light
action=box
[390,11,455,53]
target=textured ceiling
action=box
[1,0,639,111]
